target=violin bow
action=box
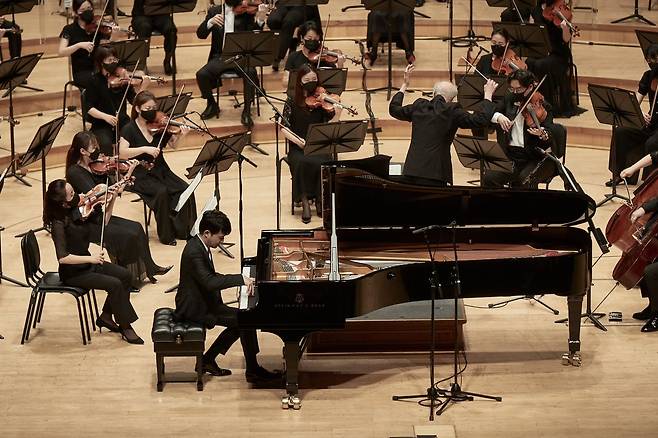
[510,0,525,24]
[496,42,511,76]
[114,59,142,175]
[155,85,186,152]
[90,0,112,49]
[650,80,658,127]
[460,57,490,81]
[513,74,548,123]
[317,14,331,70]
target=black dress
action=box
[121,121,197,244]
[51,208,137,326]
[59,22,102,90]
[67,164,163,286]
[284,100,332,202]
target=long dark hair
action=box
[43,179,69,226]
[65,131,98,179]
[298,20,322,41]
[93,45,118,73]
[293,63,316,108]
[491,28,510,42]
[131,90,157,120]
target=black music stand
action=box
[612,0,655,26]
[286,67,347,99]
[364,0,417,100]
[143,0,197,94]
[104,38,150,71]
[0,165,27,287]
[455,74,507,110]
[588,84,644,207]
[454,135,513,183]
[492,22,551,58]
[450,0,488,48]
[0,52,43,187]
[304,120,368,161]
[636,29,658,58]
[0,0,43,94]
[155,92,191,115]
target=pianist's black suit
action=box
[175,236,259,365]
[389,91,495,185]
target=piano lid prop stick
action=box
[176,167,204,213]
[190,192,219,237]
[329,191,340,281]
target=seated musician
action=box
[388,64,498,186]
[608,44,658,187]
[279,63,342,224]
[175,210,281,381]
[44,179,144,344]
[267,1,322,71]
[485,70,566,188]
[0,17,21,59]
[118,91,197,246]
[285,21,345,73]
[195,0,268,126]
[84,46,151,156]
[476,28,513,77]
[364,9,416,67]
[131,0,177,75]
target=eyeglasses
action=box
[491,42,506,46]
[104,58,119,64]
[508,87,527,94]
[141,106,157,111]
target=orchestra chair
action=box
[151,307,206,392]
[19,230,98,346]
[62,81,87,130]
[129,191,153,237]
[214,69,263,119]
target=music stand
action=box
[143,0,197,94]
[0,0,43,94]
[491,22,551,58]
[0,52,43,187]
[286,67,347,99]
[636,29,658,58]
[104,38,150,71]
[0,165,27,287]
[612,0,655,26]
[453,135,513,183]
[304,120,368,161]
[155,92,191,115]
[588,83,644,207]
[455,74,507,110]
[364,0,417,100]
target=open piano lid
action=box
[322,155,596,229]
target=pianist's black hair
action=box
[199,210,232,236]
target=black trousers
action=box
[63,263,137,326]
[131,15,177,55]
[609,126,658,183]
[641,262,658,312]
[91,126,116,156]
[204,303,259,370]
[72,69,94,91]
[267,6,319,61]
[196,58,257,113]
[1,20,21,59]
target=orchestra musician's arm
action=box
[166,125,191,149]
[118,136,160,160]
[559,20,571,44]
[621,152,657,180]
[58,37,94,57]
[52,211,105,266]
[198,7,224,39]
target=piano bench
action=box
[151,308,206,392]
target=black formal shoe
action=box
[605,177,622,187]
[241,111,254,129]
[163,240,177,246]
[201,103,220,120]
[202,360,232,377]
[641,314,658,332]
[120,329,145,344]
[272,59,280,72]
[154,265,173,277]
[163,58,174,76]
[245,365,283,383]
[301,200,311,224]
[128,286,140,294]
[96,317,120,333]
[633,305,653,320]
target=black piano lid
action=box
[322,156,596,229]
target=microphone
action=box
[223,54,243,64]
[171,111,196,119]
[412,221,457,235]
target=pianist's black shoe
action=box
[633,304,653,320]
[202,359,232,377]
[641,314,658,332]
[245,365,283,384]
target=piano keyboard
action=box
[238,265,258,310]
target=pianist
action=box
[174,210,281,382]
[389,64,498,186]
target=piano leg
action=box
[562,294,583,367]
[282,340,302,410]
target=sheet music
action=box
[175,168,203,213]
[190,193,219,237]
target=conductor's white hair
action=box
[433,81,458,102]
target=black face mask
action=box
[303,39,321,52]
[650,62,658,72]
[88,148,101,161]
[491,45,506,57]
[69,193,81,208]
[103,61,119,74]
[141,109,157,122]
[302,80,318,93]
[79,9,94,24]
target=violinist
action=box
[65,131,172,289]
[485,69,566,187]
[58,0,103,90]
[389,64,498,186]
[119,91,197,246]
[608,44,658,187]
[195,0,267,125]
[0,17,22,59]
[475,28,521,77]
[267,1,322,71]
[364,8,416,67]
[279,64,342,224]
[84,46,151,156]
[131,0,177,75]
[43,179,144,344]
[285,21,345,73]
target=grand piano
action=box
[238,155,595,409]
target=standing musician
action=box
[84,46,151,156]
[175,210,281,381]
[279,63,343,224]
[608,44,658,187]
[0,17,22,59]
[118,91,197,246]
[195,0,268,125]
[364,8,416,67]
[66,131,172,289]
[485,69,566,187]
[389,64,498,186]
[267,1,322,71]
[43,179,144,344]
[284,21,346,73]
[58,0,103,90]
[131,0,177,75]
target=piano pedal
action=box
[561,352,582,367]
[281,395,301,410]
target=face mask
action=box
[514,92,527,102]
[303,39,321,52]
[88,148,100,160]
[79,9,94,24]
[491,45,506,57]
[650,62,658,72]
[102,61,119,74]
[69,193,81,208]
[302,80,318,93]
[141,109,157,122]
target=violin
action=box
[89,156,149,175]
[108,66,165,88]
[491,46,527,76]
[307,48,362,66]
[542,0,580,37]
[85,15,132,39]
[232,0,274,15]
[305,86,358,116]
[77,176,134,218]
[145,111,204,135]
[521,91,548,129]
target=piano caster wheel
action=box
[281,395,301,410]
[562,352,582,367]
